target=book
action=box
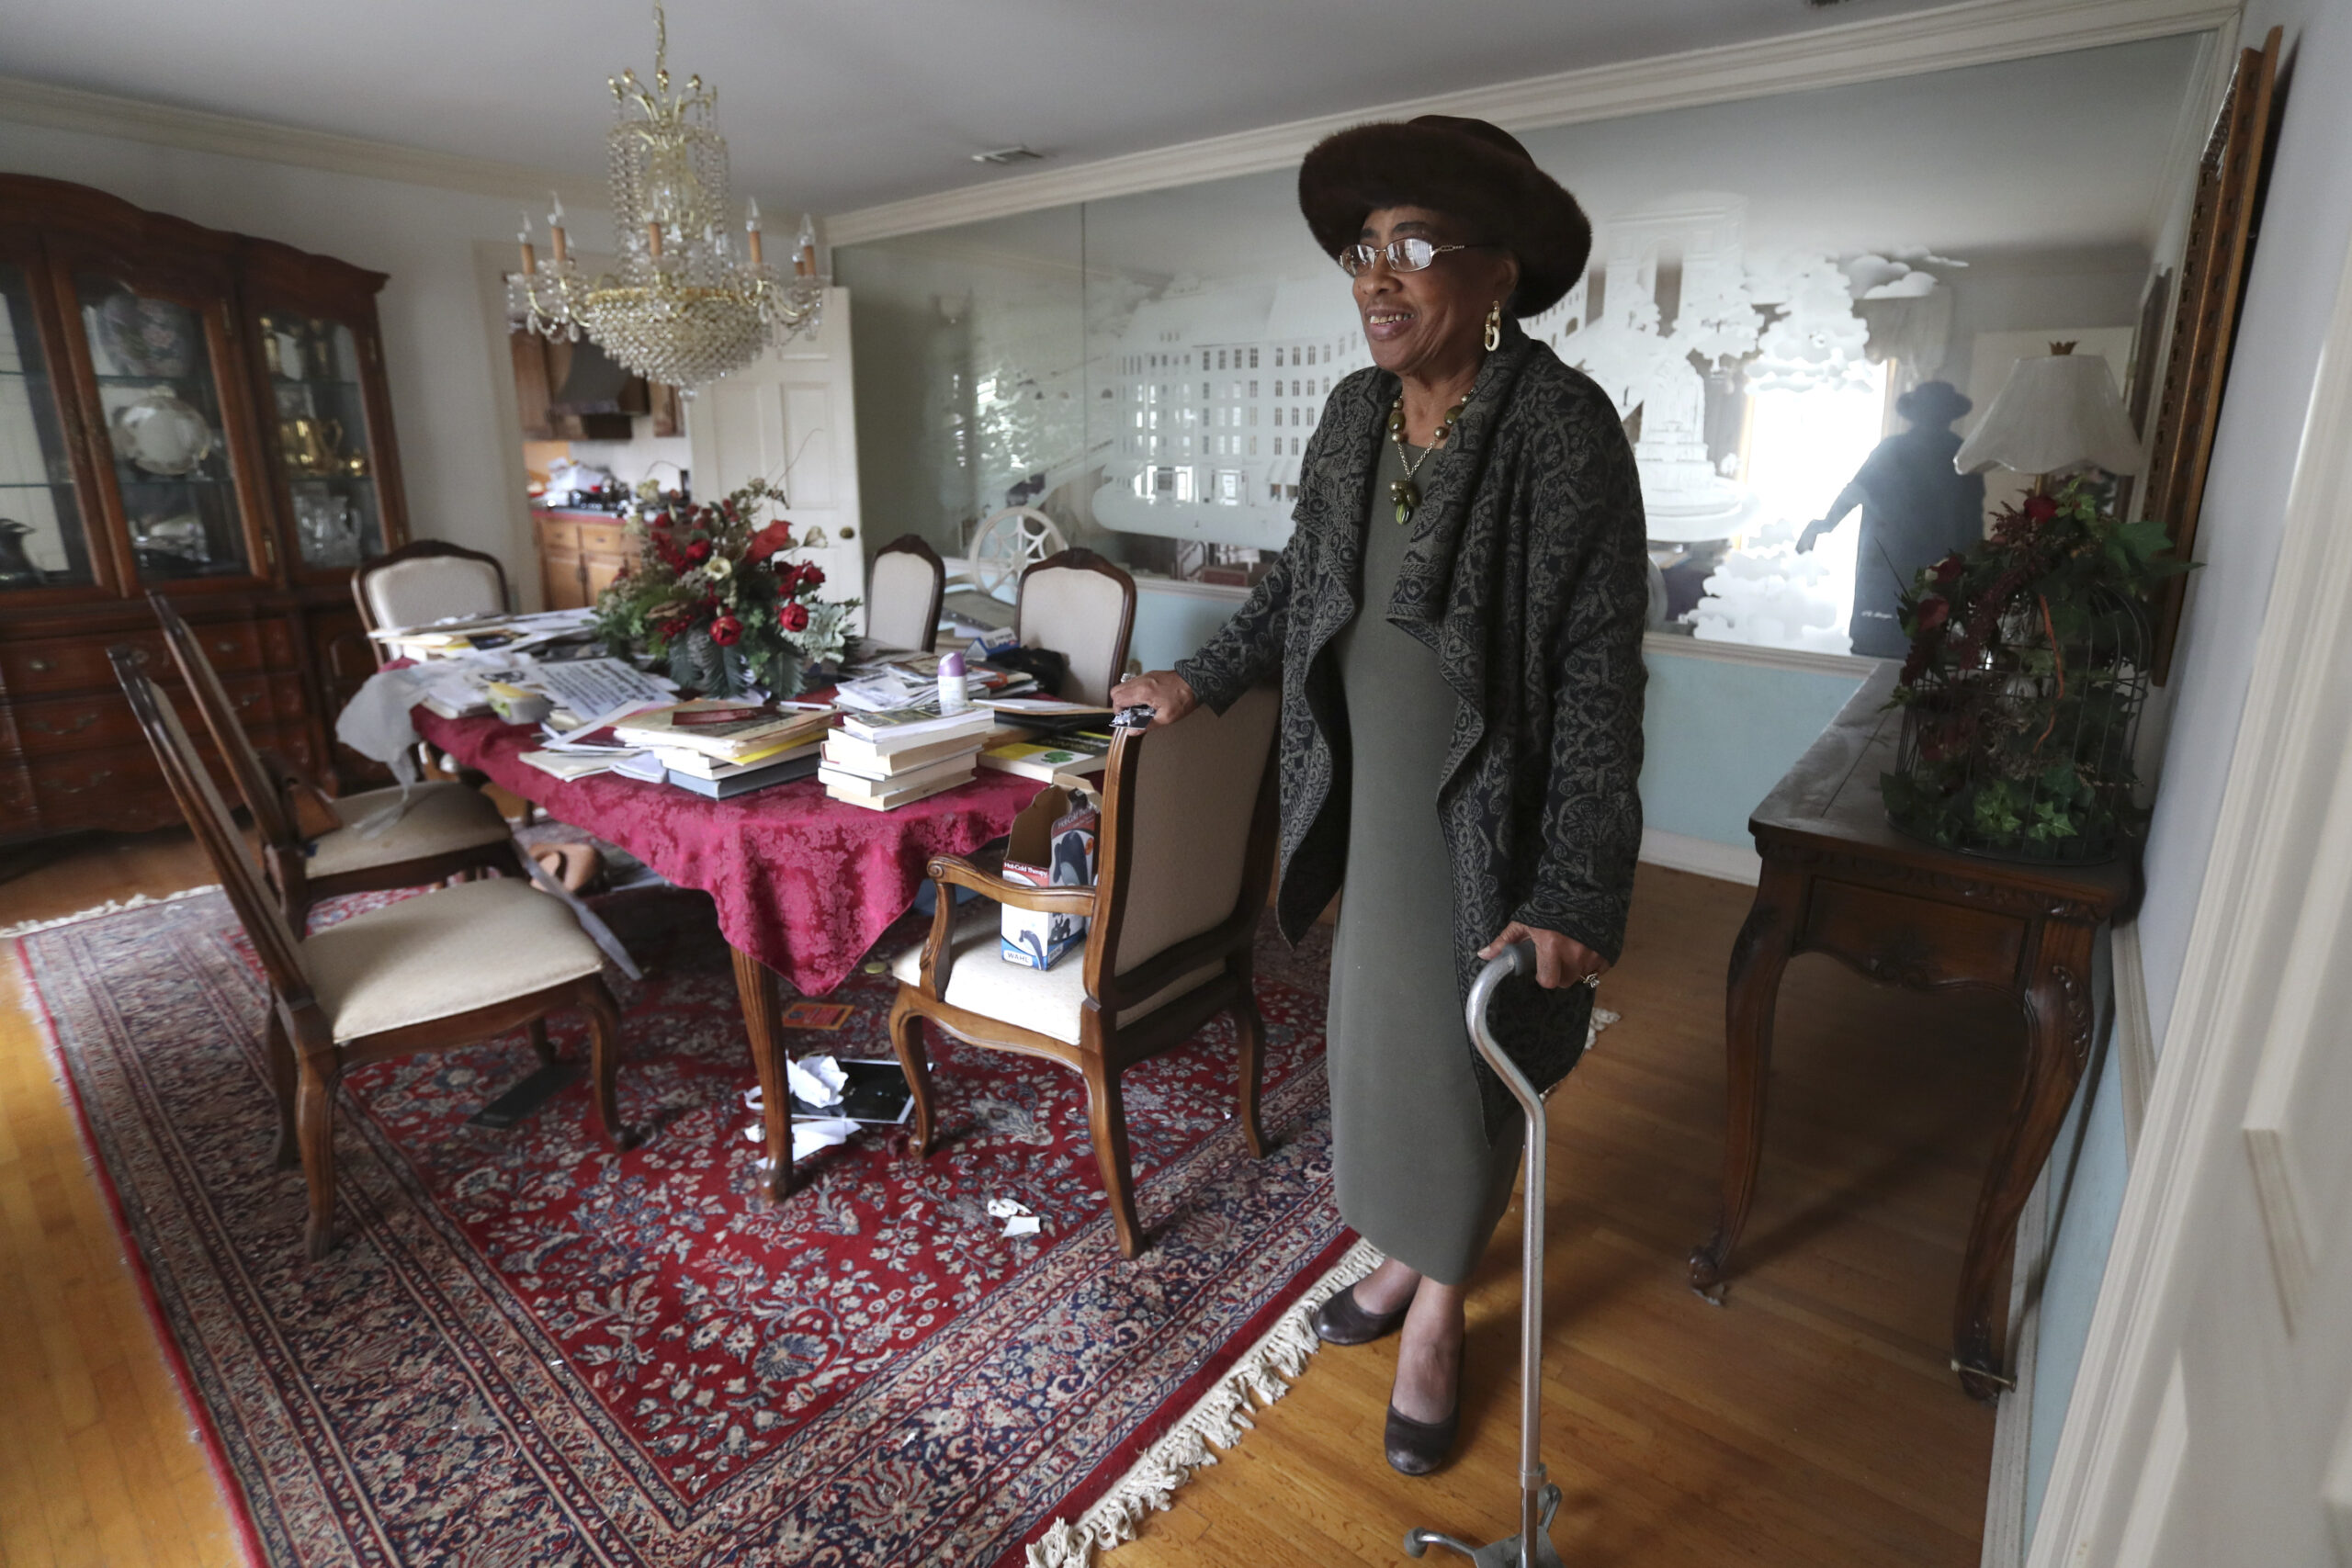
[657,738,825,779]
[832,703,997,751]
[818,750,977,798]
[613,700,838,761]
[820,767,975,812]
[817,729,987,781]
[663,751,824,799]
[977,734,1112,782]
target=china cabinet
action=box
[0,175,410,839]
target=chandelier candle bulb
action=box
[548,193,568,263]
[645,221,663,261]
[517,213,537,276]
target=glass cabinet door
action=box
[0,261,96,592]
[74,273,254,582]
[254,311,383,569]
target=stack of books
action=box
[611,701,839,799]
[820,702,997,810]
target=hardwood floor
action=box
[0,839,2009,1566]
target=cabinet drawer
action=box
[1800,878,2028,989]
[2,623,271,695]
[577,523,630,556]
[2,674,286,755]
[537,515,583,548]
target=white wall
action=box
[2024,0,2352,1550]
[0,120,580,584]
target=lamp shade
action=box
[1953,347,2143,476]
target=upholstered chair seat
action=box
[304,783,518,879]
[889,909,1223,1044]
[304,879,610,1042]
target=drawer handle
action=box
[212,638,237,655]
[28,713,98,736]
[28,657,53,673]
[52,769,116,797]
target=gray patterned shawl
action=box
[1174,317,1648,1139]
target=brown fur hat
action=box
[1298,115,1589,318]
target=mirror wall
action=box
[836,34,2206,657]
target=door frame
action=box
[2027,227,2352,1562]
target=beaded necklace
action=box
[1385,392,1470,525]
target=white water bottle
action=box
[936,649,970,715]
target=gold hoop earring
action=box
[1483,300,1502,352]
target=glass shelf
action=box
[0,260,94,592]
[258,313,381,567]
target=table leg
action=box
[730,945,794,1201]
[1690,861,1803,1300]
[1952,922,2098,1400]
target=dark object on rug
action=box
[469,1061,583,1129]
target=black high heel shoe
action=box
[1384,1339,1463,1475]
[1312,1282,1411,1346]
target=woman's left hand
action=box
[1479,923,1610,989]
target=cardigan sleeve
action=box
[1170,535,1298,715]
[1510,399,1649,965]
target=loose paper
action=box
[528,657,676,719]
[786,1054,850,1109]
[1001,1215,1041,1237]
[790,1118,860,1161]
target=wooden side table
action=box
[1688,666,2138,1400]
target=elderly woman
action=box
[1110,116,1647,1474]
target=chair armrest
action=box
[912,852,1098,998]
[923,852,1097,917]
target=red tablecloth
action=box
[416,709,1038,997]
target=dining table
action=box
[413,706,1040,1199]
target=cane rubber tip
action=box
[1402,1533,1429,1558]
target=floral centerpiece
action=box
[593,478,854,700]
[1881,479,2188,862]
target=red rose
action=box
[1916,595,1951,630]
[778,602,810,633]
[684,539,713,564]
[745,522,797,564]
[1932,553,1965,584]
[649,511,672,531]
[2023,494,2059,524]
[710,614,743,646]
[797,564,825,590]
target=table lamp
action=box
[1953,342,2143,484]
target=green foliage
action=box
[1881,477,2192,861]
[591,477,858,700]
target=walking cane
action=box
[1403,939,1567,1568]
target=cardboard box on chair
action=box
[999,784,1099,970]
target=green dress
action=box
[1324,436,1524,1286]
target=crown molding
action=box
[0,74,605,209]
[828,0,2242,247]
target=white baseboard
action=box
[1638,828,1762,886]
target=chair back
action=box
[866,534,944,652]
[109,648,313,1003]
[1085,685,1281,1001]
[1015,548,1136,705]
[149,592,298,852]
[353,540,508,650]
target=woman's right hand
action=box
[1109,670,1199,728]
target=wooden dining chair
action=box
[888,685,1281,1257]
[111,646,634,1259]
[150,592,523,930]
[1014,547,1136,705]
[865,534,945,652]
[352,538,511,661]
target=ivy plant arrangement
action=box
[1882,478,2189,861]
[593,478,854,700]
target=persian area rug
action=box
[14,886,1361,1568]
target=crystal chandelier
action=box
[509,2,824,390]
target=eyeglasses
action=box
[1335,238,1497,276]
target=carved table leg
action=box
[1690,860,1804,1300]
[730,945,794,1202]
[1951,919,2098,1400]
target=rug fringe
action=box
[1024,1236,1382,1568]
[1024,1004,1620,1568]
[0,885,220,939]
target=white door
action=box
[2028,245,2352,1567]
[685,287,865,621]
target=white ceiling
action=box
[0,0,1971,215]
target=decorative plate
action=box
[110,389,215,476]
[96,291,198,378]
